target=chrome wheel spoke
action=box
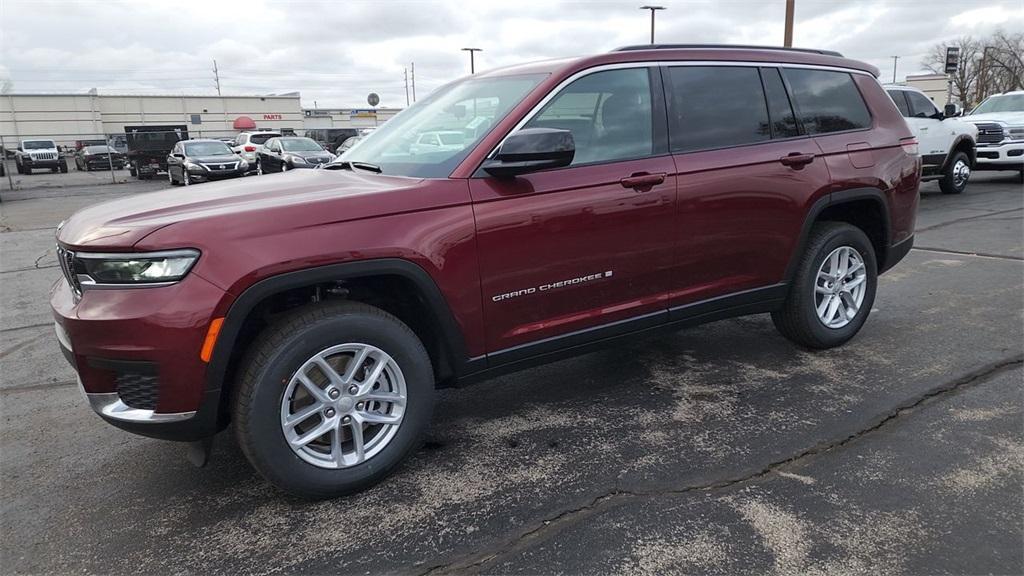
[813,245,868,330]
[347,420,366,464]
[297,372,331,403]
[361,392,406,406]
[845,275,866,289]
[312,356,346,387]
[342,347,371,383]
[358,411,402,425]
[292,417,335,448]
[284,401,322,428]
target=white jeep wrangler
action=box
[885,85,978,194]
[15,139,66,175]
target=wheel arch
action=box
[784,189,892,284]
[205,259,473,420]
[943,135,976,169]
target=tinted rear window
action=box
[667,66,770,152]
[249,133,279,144]
[887,90,911,117]
[761,68,800,138]
[784,69,871,134]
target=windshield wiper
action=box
[324,160,382,173]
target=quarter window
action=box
[667,66,771,152]
[784,69,871,134]
[906,91,938,118]
[524,68,653,166]
[761,68,800,139]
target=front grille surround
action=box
[56,245,82,297]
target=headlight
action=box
[1006,125,1024,141]
[290,155,307,164]
[239,159,249,169]
[184,161,204,171]
[74,249,200,285]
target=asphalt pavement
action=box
[1,172,1021,575]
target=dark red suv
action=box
[52,45,919,498]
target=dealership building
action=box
[0,92,402,147]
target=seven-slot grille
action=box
[974,123,1004,145]
[32,152,58,160]
[56,245,83,296]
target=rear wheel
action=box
[256,159,263,175]
[233,301,434,499]
[939,151,970,194]
[772,222,877,349]
[167,168,176,185]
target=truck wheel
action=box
[939,151,970,195]
[233,301,434,499]
[772,222,877,349]
[129,164,137,177]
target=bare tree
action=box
[979,30,1024,100]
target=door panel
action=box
[471,155,676,352]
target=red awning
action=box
[233,116,257,130]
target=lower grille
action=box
[116,372,160,410]
[974,123,1004,145]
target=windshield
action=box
[24,141,55,150]
[281,138,324,152]
[331,73,546,177]
[970,94,1024,115]
[184,141,234,156]
[84,146,114,154]
[249,133,279,144]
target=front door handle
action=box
[779,153,815,168]
[620,172,666,190]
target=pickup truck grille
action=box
[56,246,83,297]
[974,123,1004,145]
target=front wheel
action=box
[939,151,970,195]
[232,301,434,499]
[182,170,191,186]
[772,222,877,349]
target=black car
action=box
[256,137,334,173]
[73,145,126,171]
[167,139,248,185]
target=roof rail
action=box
[612,44,843,57]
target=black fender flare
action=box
[942,135,976,170]
[783,188,892,284]
[203,258,472,395]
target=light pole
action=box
[891,55,899,84]
[639,6,665,44]
[783,0,794,47]
[461,47,482,74]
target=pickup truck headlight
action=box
[1006,125,1024,141]
[75,249,200,285]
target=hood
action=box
[192,155,241,164]
[286,150,335,161]
[963,111,1024,125]
[57,168,429,250]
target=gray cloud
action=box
[2,0,1021,108]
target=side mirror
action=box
[482,128,574,178]
[944,103,960,117]
[172,153,184,159]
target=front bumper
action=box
[974,141,1024,169]
[24,157,60,168]
[187,166,247,182]
[51,271,230,441]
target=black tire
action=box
[52,166,59,173]
[938,150,970,195]
[233,301,434,499]
[129,164,137,177]
[772,222,877,349]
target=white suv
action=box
[962,90,1024,176]
[885,85,978,194]
[15,139,64,175]
[232,131,281,170]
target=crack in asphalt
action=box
[912,246,1023,261]
[421,355,1024,575]
[0,264,59,274]
[915,207,1023,233]
[1,379,77,394]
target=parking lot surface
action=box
[1,173,1022,575]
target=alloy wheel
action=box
[813,246,867,329]
[280,343,407,469]
[256,160,263,175]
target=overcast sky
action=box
[2,0,1021,108]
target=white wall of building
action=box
[904,73,951,107]
[302,108,402,131]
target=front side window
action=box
[331,73,545,177]
[784,69,871,134]
[667,66,771,152]
[906,91,938,118]
[524,67,652,165]
[887,90,911,117]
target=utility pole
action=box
[411,62,416,103]
[891,55,899,84]
[978,46,995,103]
[212,59,222,96]
[461,47,482,74]
[639,5,665,44]
[404,68,410,106]
[783,0,795,47]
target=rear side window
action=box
[249,133,278,145]
[761,68,800,138]
[887,90,911,117]
[784,69,871,134]
[906,91,938,118]
[667,66,770,152]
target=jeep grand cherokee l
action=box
[52,45,919,498]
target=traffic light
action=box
[945,47,960,74]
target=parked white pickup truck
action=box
[885,85,978,195]
[961,90,1024,176]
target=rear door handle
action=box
[779,153,815,168]
[620,172,666,190]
